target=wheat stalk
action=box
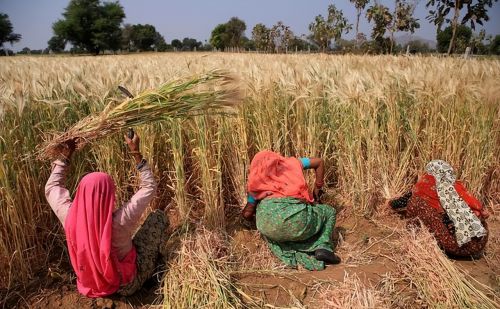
[37,70,240,160]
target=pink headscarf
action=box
[247,151,313,203]
[64,172,136,297]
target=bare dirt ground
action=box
[11,203,500,309]
[232,210,499,307]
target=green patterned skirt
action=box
[256,197,336,270]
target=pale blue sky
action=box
[1,0,499,51]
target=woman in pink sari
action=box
[45,133,166,297]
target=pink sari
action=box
[64,172,136,297]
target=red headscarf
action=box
[64,172,136,297]
[413,174,483,217]
[247,150,313,203]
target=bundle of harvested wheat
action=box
[398,227,499,308]
[38,70,240,160]
[163,228,244,308]
[311,273,391,309]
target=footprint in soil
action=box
[332,226,346,250]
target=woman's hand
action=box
[124,133,143,164]
[242,203,256,221]
[308,158,324,185]
[313,187,324,202]
[56,138,76,162]
[481,209,490,219]
[309,158,325,202]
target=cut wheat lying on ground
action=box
[0,53,499,308]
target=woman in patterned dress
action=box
[242,150,340,270]
[390,160,489,257]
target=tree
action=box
[309,16,329,51]
[333,38,355,52]
[389,0,420,53]
[240,36,255,50]
[469,29,487,54]
[403,39,432,53]
[426,0,498,54]
[309,5,352,51]
[225,17,246,47]
[48,35,66,52]
[327,5,353,45]
[210,24,229,50]
[181,37,202,51]
[121,24,134,51]
[366,3,393,53]
[367,1,419,54]
[198,41,213,51]
[252,23,271,51]
[436,24,472,53]
[349,0,370,47]
[91,1,124,52]
[52,0,125,54]
[270,21,294,53]
[171,39,182,50]
[288,36,309,52]
[121,23,166,52]
[209,17,247,50]
[130,24,157,51]
[0,13,21,48]
[357,32,368,46]
[488,35,500,55]
[18,47,30,54]
[154,32,169,51]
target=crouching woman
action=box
[390,160,489,258]
[242,150,340,271]
[45,133,167,297]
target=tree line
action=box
[1,0,499,56]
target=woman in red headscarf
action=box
[390,160,489,257]
[242,150,340,271]
[45,133,166,297]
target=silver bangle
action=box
[136,158,147,170]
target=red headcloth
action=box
[247,151,313,203]
[413,174,483,217]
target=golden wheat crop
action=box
[0,53,499,307]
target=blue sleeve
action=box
[247,194,257,204]
[299,157,311,169]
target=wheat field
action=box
[0,53,499,308]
